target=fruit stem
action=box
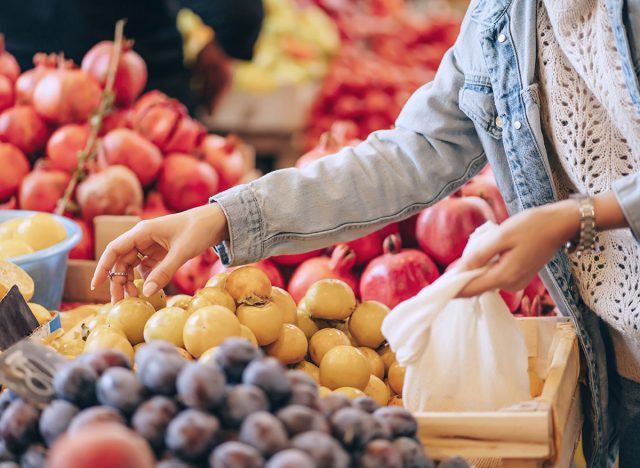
[383,234,402,255]
[55,19,127,216]
[0,34,4,54]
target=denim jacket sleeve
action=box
[212,44,487,266]
[613,173,640,241]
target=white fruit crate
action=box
[415,317,582,468]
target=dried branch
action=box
[55,19,126,216]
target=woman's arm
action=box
[213,46,487,266]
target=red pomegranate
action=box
[460,177,509,223]
[131,91,203,154]
[524,274,546,302]
[141,191,173,220]
[33,67,102,124]
[19,168,70,212]
[330,120,360,145]
[288,244,359,302]
[201,134,245,191]
[172,248,219,295]
[416,196,495,267]
[0,105,49,155]
[99,128,163,186]
[15,53,71,105]
[157,154,219,212]
[210,257,285,290]
[360,234,440,309]
[81,40,147,107]
[499,289,525,313]
[162,115,205,154]
[46,124,90,172]
[69,218,95,260]
[0,197,16,209]
[100,107,132,135]
[0,35,20,83]
[271,250,323,267]
[295,132,342,169]
[399,214,419,248]
[0,142,29,200]
[77,165,143,222]
[346,231,384,266]
[0,76,14,112]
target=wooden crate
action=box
[415,317,582,468]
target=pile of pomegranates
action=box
[0,36,250,264]
[304,0,461,146]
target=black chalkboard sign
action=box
[0,286,39,351]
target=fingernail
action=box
[143,281,158,297]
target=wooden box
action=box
[415,317,582,468]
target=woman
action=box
[92,0,640,465]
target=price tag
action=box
[0,340,67,405]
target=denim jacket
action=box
[213,0,640,464]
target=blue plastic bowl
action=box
[0,210,82,310]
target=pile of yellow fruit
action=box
[0,260,56,326]
[49,266,406,407]
[0,214,67,260]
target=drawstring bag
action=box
[381,222,530,412]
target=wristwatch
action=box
[565,194,597,256]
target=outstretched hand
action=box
[91,203,228,303]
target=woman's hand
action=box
[91,203,229,303]
[455,200,580,297]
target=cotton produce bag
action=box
[381,223,530,412]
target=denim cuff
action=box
[209,184,263,266]
[612,173,640,242]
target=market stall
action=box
[0,0,593,466]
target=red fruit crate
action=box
[414,317,582,468]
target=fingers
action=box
[92,222,153,289]
[108,248,141,304]
[457,262,507,297]
[142,246,187,297]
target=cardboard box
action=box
[63,215,139,303]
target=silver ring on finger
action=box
[108,271,129,281]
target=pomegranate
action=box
[460,177,509,223]
[81,40,147,107]
[0,197,16,209]
[0,142,29,200]
[295,132,342,169]
[163,115,206,154]
[131,91,203,154]
[157,154,219,212]
[141,191,173,220]
[77,165,143,222]
[172,248,219,295]
[0,76,14,112]
[210,258,285,289]
[271,250,323,267]
[499,289,525,313]
[33,67,102,124]
[346,231,383,266]
[200,134,245,191]
[399,214,419,247]
[330,120,359,145]
[416,196,495,267]
[69,218,95,260]
[99,128,163,186]
[288,244,359,302]
[19,168,70,212]
[0,105,49,155]
[15,53,70,105]
[101,107,132,135]
[360,234,440,309]
[46,124,90,172]
[0,34,20,83]
[524,274,546,302]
